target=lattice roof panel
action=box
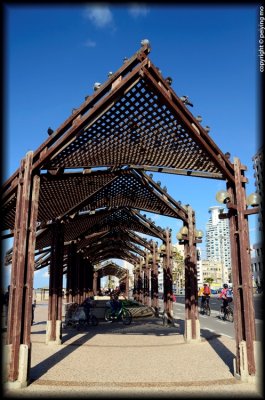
[87,248,139,265]
[83,238,145,259]
[2,168,185,232]
[35,207,163,251]
[45,78,222,174]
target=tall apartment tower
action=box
[206,206,231,283]
[251,147,263,289]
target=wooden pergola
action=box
[2,42,258,386]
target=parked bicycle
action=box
[63,302,98,330]
[105,300,132,325]
[219,304,234,322]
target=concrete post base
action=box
[184,319,201,343]
[233,340,262,387]
[3,344,30,389]
[45,320,62,345]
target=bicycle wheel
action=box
[104,308,112,322]
[121,309,132,325]
[91,315,99,326]
[226,308,234,322]
[219,307,224,320]
[206,305,211,316]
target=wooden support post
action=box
[76,253,81,304]
[80,259,85,303]
[93,270,98,296]
[184,206,200,342]
[146,257,150,306]
[138,261,143,303]
[97,273,101,294]
[66,242,76,303]
[83,260,88,299]
[135,264,140,302]
[87,262,94,296]
[133,268,137,300]
[23,174,40,348]
[151,241,159,315]
[143,252,148,305]
[47,221,64,344]
[6,152,40,387]
[162,229,173,324]
[125,271,129,299]
[72,257,78,303]
[228,157,257,380]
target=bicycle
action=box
[200,297,211,316]
[104,300,132,325]
[77,308,99,330]
[219,303,234,322]
[63,302,98,329]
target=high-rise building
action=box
[196,247,203,286]
[250,243,263,290]
[251,147,263,290]
[206,206,231,284]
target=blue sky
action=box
[3,4,262,289]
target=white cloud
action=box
[84,5,114,28]
[84,39,96,47]
[128,4,150,18]
[43,271,49,278]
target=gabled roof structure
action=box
[1,41,234,269]
[2,168,187,233]
[2,41,237,271]
[2,43,235,202]
[95,261,128,280]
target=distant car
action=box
[210,289,218,295]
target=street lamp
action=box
[216,189,261,209]
[176,228,203,242]
[180,226,188,236]
[195,230,203,239]
[246,192,261,207]
[216,190,231,204]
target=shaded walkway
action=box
[4,302,262,398]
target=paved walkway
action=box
[3,302,263,398]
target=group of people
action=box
[198,283,233,315]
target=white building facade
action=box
[206,206,231,284]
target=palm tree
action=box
[204,277,214,286]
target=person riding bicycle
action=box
[219,283,233,316]
[199,283,211,310]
